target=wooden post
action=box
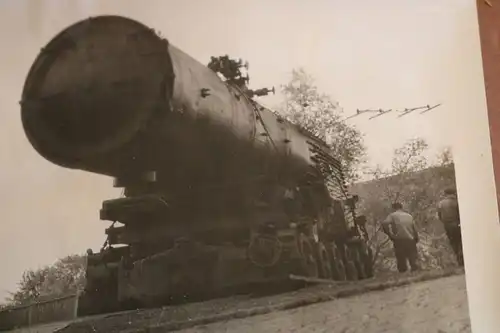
[288,274,364,285]
[27,304,32,326]
[72,292,79,319]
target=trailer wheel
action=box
[298,233,319,278]
[351,246,367,280]
[317,242,333,279]
[354,243,374,279]
[344,246,359,281]
[363,246,374,278]
[330,243,347,281]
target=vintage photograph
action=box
[0,1,477,332]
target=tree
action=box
[352,138,458,272]
[436,146,453,166]
[279,68,367,183]
[5,255,86,307]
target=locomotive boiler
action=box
[20,15,374,314]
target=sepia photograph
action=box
[0,0,488,332]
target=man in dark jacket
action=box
[382,202,420,273]
[438,188,464,266]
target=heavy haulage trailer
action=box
[20,15,374,315]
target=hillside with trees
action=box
[352,142,457,273]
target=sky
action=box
[0,0,479,301]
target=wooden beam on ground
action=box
[288,274,356,285]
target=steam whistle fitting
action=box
[250,87,276,97]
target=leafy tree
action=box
[279,68,367,183]
[5,255,86,307]
[435,146,453,166]
[352,138,458,272]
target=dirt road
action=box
[180,275,470,333]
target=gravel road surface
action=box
[180,275,470,333]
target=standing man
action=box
[382,202,420,273]
[437,188,464,266]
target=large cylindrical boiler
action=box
[20,15,263,178]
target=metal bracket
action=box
[200,88,211,98]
